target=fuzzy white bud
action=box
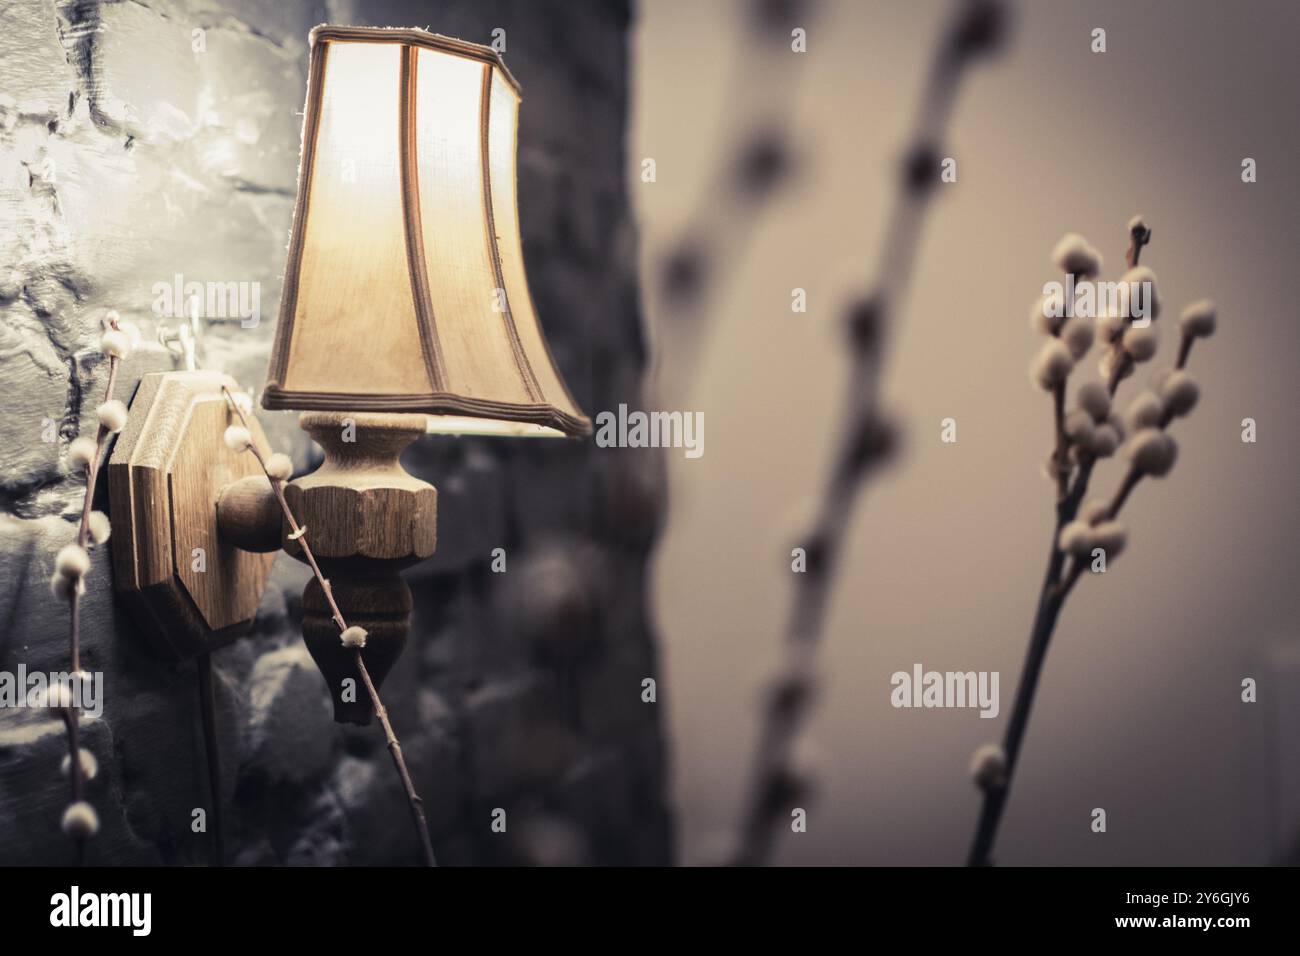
[1120,265,1160,320]
[1126,428,1178,477]
[56,544,91,579]
[1122,325,1158,362]
[1064,410,1094,445]
[230,391,254,417]
[1160,370,1199,417]
[1031,340,1074,390]
[1058,520,1095,556]
[61,801,99,839]
[1051,233,1102,278]
[1061,318,1095,359]
[265,453,293,481]
[1179,299,1216,339]
[1089,423,1120,458]
[68,436,98,472]
[969,744,1008,790]
[1125,392,1164,432]
[50,570,84,600]
[223,425,252,453]
[1076,382,1110,422]
[61,749,99,781]
[96,399,128,434]
[340,625,368,648]
[87,511,112,545]
[99,329,131,360]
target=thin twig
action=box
[221,387,436,867]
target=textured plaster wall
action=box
[0,0,669,865]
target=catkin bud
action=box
[50,570,84,600]
[1179,299,1216,339]
[61,749,99,781]
[340,625,368,648]
[969,744,1008,790]
[1051,233,1102,278]
[87,511,112,545]
[68,436,98,472]
[1125,392,1164,432]
[265,453,293,481]
[1160,370,1199,417]
[1122,325,1158,362]
[1061,318,1095,359]
[61,801,99,839]
[1126,428,1178,477]
[96,399,128,434]
[1076,382,1110,422]
[99,329,131,359]
[1031,340,1074,390]
[56,544,91,579]
[1120,266,1160,320]
[1089,423,1120,458]
[1064,410,1094,445]
[223,425,252,453]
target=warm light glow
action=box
[264,27,591,438]
[423,416,564,438]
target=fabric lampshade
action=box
[262,26,590,438]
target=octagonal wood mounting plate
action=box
[107,371,275,661]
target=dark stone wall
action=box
[0,0,670,865]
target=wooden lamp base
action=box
[110,379,437,723]
[283,412,437,725]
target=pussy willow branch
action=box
[222,388,436,867]
[730,0,1008,867]
[967,226,1193,866]
[61,317,122,865]
[653,0,817,394]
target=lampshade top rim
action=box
[309,24,520,94]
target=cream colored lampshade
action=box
[263,26,590,438]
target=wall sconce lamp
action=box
[109,26,590,723]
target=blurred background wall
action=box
[633,0,1300,864]
[0,0,669,865]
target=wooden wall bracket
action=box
[108,371,276,660]
[107,377,438,722]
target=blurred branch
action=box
[729,0,1010,867]
[651,0,821,395]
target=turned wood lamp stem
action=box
[215,412,437,724]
